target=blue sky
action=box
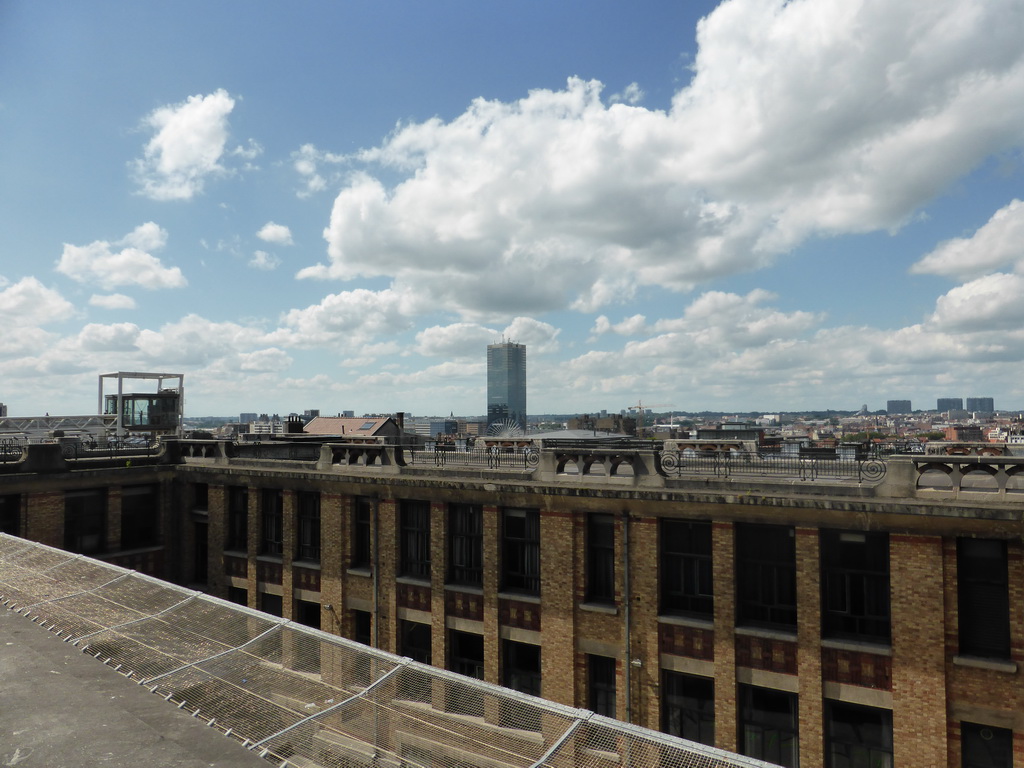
[2,0,1024,418]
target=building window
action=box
[662,671,714,747]
[226,486,248,552]
[821,530,890,643]
[0,494,21,536]
[399,500,431,579]
[227,586,248,606]
[586,514,615,604]
[826,701,893,768]
[962,722,1013,768]
[660,519,713,617]
[64,489,106,555]
[958,538,1011,659]
[352,610,372,646]
[503,640,541,696]
[448,503,483,587]
[260,592,283,617]
[121,484,159,550]
[294,599,321,630]
[448,630,485,717]
[193,520,208,583]
[736,524,796,630]
[740,685,799,768]
[399,619,432,665]
[352,496,372,569]
[261,489,284,557]
[192,483,208,511]
[587,655,616,718]
[501,508,540,595]
[296,491,320,562]
[502,640,541,730]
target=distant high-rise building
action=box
[937,398,964,412]
[887,400,912,414]
[487,342,526,431]
[966,397,995,413]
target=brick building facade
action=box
[2,439,1022,767]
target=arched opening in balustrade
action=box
[582,457,607,476]
[556,455,579,475]
[1005,467,1024,493]
[916,464,954,490]
[609,456,635,477]
[959,465,999,493]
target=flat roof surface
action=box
[0,609,267,768]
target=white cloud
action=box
[135,314,272,366]
[56,223,186,289]
[272,288,425,350]
[238,348,293,372]
[928,273,1024,332]
[0,277,74,326]
[76,322,141,352]
[132,89,252,201]
[912,199,1024,280]
[416,323,497,358]
[256,222,294,246]
[89,293,137,310]
[591,314,648,336]
[291,143,346,198]
[249,251,281,271]
[609,82,644,105]
[299,0,1024,324]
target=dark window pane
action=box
[352,497,372,568]
[226,486,249,552]
[587,655,616,718]
[958,538,1010,659]
[296,492,320,562]
[0,494,19,536]
[121,484,159,550]
[448,503,483,586]
[821,530,890,643]
[962,722,1013,768]
[65,489,106,555]
[261,489,283,556]
[400,500,431,579]
[826,701,893,768]
[660,519,713,617]
[736,524,796,630]
[447,630,485,717]
[740,685,799,768]
[502,508,540,594]
[587,514,615,603]
[662,671,714,747]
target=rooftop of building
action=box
[0,534,769,768]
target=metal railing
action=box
[405,446,541,471]
[659,450,886,482]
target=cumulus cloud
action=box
[912,199,1024,280]
[298,0,1024,324]
[291,143,346,198]
[249,251,281,271]
[0,277,74,326]
[256,222,294,246]
[132,89,257,200]
[89,293,137,310]
[271,288,425,349]
[76,322,141,352]
[56,223,186,289]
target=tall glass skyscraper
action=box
[487,342,526,431]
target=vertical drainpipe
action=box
[622,508,633,724]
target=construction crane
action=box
[627,401,673,432]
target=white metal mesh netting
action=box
[0,534,773,768]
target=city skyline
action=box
[3,1,1024,417]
